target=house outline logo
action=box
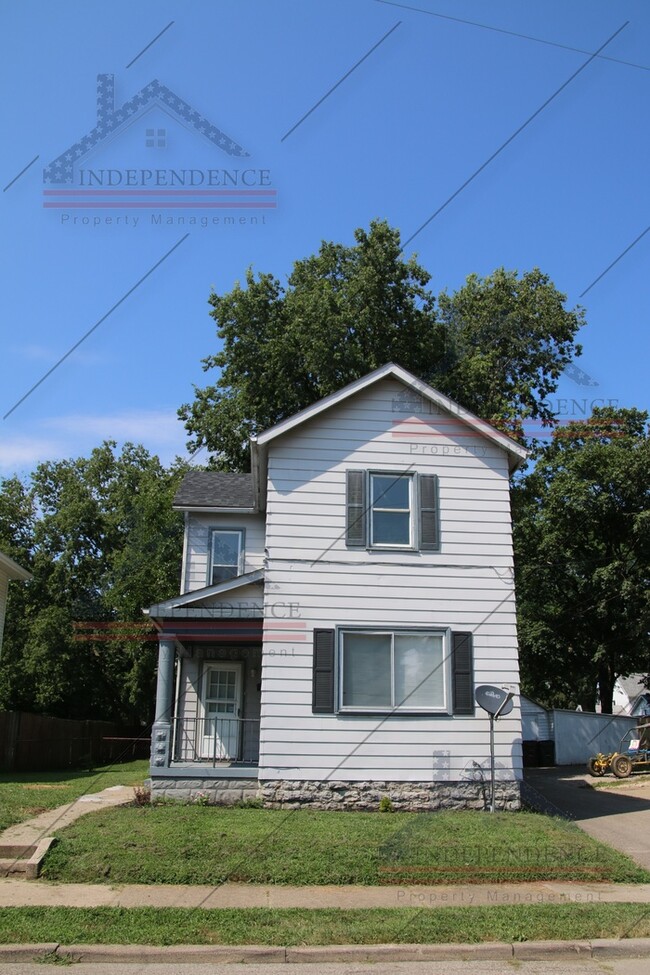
[43,73,250,186]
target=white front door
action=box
[202,663,242,760]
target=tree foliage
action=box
[513,408,650,713]
[180,220,584,470]
[0,443,189,724]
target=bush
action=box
[132,786,151,806]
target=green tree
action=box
[0,443,189,723]
[513,408,650,713]
[180,220,584,470]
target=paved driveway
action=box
[524,767,650,870]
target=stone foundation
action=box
[149,775,521,811]
[150,776,260,805]
[260,779,521,812]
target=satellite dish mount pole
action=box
[490,693,514,814]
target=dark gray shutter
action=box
[419,474,439,550]
[346,470,366,547]
[452,632,474,715]
[312,628,335,713]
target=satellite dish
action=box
[475,684,514,717]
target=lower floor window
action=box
[340,629,447,712]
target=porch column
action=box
[151,635,175,769]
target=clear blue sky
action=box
[1,0,648,476]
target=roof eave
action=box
[0,551,32,581]
[172,505,258,514]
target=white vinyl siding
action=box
[259,377,521,782]
[183,513,265,593]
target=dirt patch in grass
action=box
[22,783,70,791]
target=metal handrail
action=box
[171,715,260,766]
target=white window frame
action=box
[369,471,415,549]
[338,627,450,714]
[209,528,244,586]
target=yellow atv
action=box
[587,719,650,778]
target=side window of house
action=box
[345,471,439,550]
[210,529,244,584]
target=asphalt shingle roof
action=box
[173,472,255,509]
[618,674,649,699]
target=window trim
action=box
[337,626,451,715]
[345,470,440,553]
[369,471,414,549]
[208,527,245,586]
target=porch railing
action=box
[171,716,260,766]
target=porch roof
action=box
[145,569,264,616]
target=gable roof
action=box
[173,472,255,511]
[254,363,528,463]
[251,364,529,509]
[0,551,31,582]
[617,674,649,700]
[44,74,248,185]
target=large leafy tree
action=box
[180,220,584,470]
[513,408,650,713]
[0,443,188,723]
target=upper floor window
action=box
[346,470,439,551]
[210,529,244,585]
[370,473,412,546]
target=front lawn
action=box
[41,805,650,885]
[1,904,649,946]
[0,760,149,832]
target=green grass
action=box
[0,904,649,946]
[0,760,149,831]
[41,806,650,885]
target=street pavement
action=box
[524,767,650,869]
[3,958,650,974]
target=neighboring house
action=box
[0,551,31,659]
[147,364,528,810]
[611,675,650,717]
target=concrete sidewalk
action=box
[2,878,650,908]
[0,785,135,850]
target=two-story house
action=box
[147,364,528,810]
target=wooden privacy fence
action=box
[0,711,150,772]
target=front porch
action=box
[148,610,264,794]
